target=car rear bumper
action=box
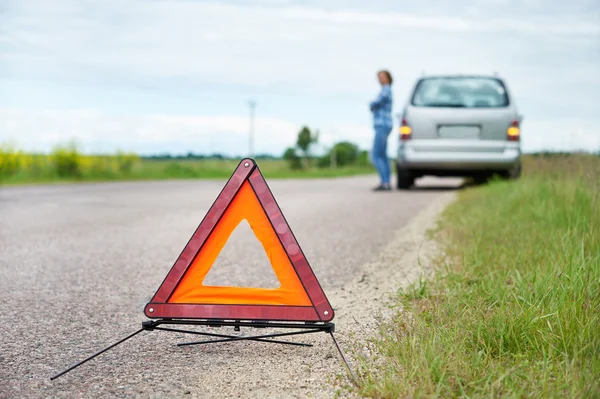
[397,140,521,171]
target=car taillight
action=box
[400,119,412,140]
[507,120,520,141]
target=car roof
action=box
[418,74,504,80]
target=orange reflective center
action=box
[168,181,312,306]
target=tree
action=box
[317,141,361,168]
[282,147,303,170]
[296,126,319,167]
[357,149,370,166]
[331,141,360,167]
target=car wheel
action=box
[472,174,490,185]
[396,165,414,190]
[509,163,522,179]
[501,164,522,180]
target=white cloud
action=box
[521,119,600,153]
[4,0,599,97]
[0,108,304,156]
[1,0,599,155]
[272,6,599,35]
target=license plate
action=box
[437,125,481,139]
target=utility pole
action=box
[248,101,256,158]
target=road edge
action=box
[324,190,458,396]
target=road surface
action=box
[0,175,461,398]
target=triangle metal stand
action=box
[50,319,357,384]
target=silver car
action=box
[395,74,522,189]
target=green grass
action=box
[0,152,376,186]
[132,158,376,180]
[354,154,600,398]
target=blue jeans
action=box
[371,125,392,184]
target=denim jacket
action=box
[370,84,393,128]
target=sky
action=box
[1,0,599,157]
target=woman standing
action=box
[369,70,394,191]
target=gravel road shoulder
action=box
[189,191,458,399]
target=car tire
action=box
[472,174,490,185]
[509,163,522,179]
[501,163,522,180]
[396,165,414,190]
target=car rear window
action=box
[411,77,509,108]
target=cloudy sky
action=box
[1,0,599,157]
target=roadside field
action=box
[0,145,375,185]
[355,154,600,398]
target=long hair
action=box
[379,70,393,84]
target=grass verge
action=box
[354,154,600,398]
[0,145,376,186]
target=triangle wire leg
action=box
[154,327,312,346]
[179,336,311,347]
[152,326,312,347]
[50,328,145,381]
[178,328,323,347]
[328,331,358,386]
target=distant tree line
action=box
[142,152,279,161]
[139,126,373,169]
[528,151,600,158]
[282,126,370,170]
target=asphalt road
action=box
[0,175,460,398]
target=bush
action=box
[357,150,370,166]
[282,147,303,170]
[51,142,82,178]
[318,141,361,168]
[0,143,22,179]
[85,156,117,178]
[115,151,140,174]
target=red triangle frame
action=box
[144,158,334,322]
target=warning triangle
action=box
[145,159,334,322]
